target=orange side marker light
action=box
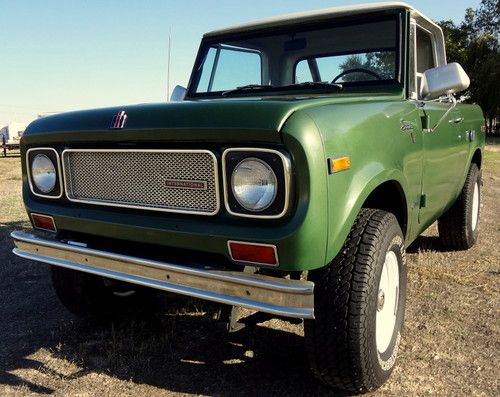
[329,157,352,174]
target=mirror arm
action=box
[422,95,457,133]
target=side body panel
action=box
[419,101,485,229]
[457,103,485,169]
[418,102,469,227]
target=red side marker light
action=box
[31,213,57,232]
[228,241,278,266]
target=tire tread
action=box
[305,209,404,393]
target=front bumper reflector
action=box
[11,231,314,319]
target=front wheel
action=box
[305,209,407,393]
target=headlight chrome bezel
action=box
[222,148,291,219]
[26,148,63,199]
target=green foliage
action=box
[438,0,500,132]
[338,52,395,82]
[473,0,500,37]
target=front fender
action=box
[325,167,408,265]
[296,100,421,268]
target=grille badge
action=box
[110,111,127,129]
[165,179,207,190]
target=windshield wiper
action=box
[283,82,343,90]
[221,82,342,97]
[222,84,275,96]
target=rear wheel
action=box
[304,209,407,393]
[51,266,158,319]
[438,163,481,250]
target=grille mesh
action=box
[62,150,219,215]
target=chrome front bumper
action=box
[11,231,314,319]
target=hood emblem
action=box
[110,111,127,129]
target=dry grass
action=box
[0,149,498,397]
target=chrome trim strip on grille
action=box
[61,149,220,216]
[222,148,291,219]
[26,148,64,199]
[11,231,315,319]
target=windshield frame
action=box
[186,11,405,99]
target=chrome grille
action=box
[62,150,219,215]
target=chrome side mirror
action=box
[420,63,470,100]
[170,85,187,102]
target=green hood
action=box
[24,100,305,144]
[23,94,401,145]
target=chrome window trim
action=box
[227,240,279,267]
[26,147,64,199]
[61,148,221,216]
[222,147,291,219]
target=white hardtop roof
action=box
[205,2,440,37]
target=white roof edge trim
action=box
[205,2,440,38]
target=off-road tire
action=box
[304,209,407,394]
[438,163,481,250]
[51,266,157,319]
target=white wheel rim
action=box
[471,181,479,231]
[376,250,400,354]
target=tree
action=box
[339,52,395,82]
[439,20,468,66]
[338,55,369,82]
[473,0,500,37]
[438,0,500,134]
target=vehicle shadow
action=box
[0,221,348,397]
[407,235,449,253]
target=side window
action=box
[416,28,435,72]
[196,46,262,92]
[416,27,436,97]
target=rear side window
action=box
[295,50,396,84]
[416,28,435,73]
[416,27,436,98]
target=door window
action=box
[416,27,436,97]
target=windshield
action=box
[188,14,402,98]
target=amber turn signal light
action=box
[228,241,278,266]
[31,213,57,232]
[328,157,351,174]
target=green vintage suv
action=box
[12,2,484,393]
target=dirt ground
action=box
[0,148,498,397]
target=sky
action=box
[0,0,481,127]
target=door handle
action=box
[449,117,465,124]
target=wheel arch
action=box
[471,148,482,170]
[362,180,408,238]
[325,171,410,268]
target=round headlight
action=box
[231,158,277,211]
[31,154,57,193]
